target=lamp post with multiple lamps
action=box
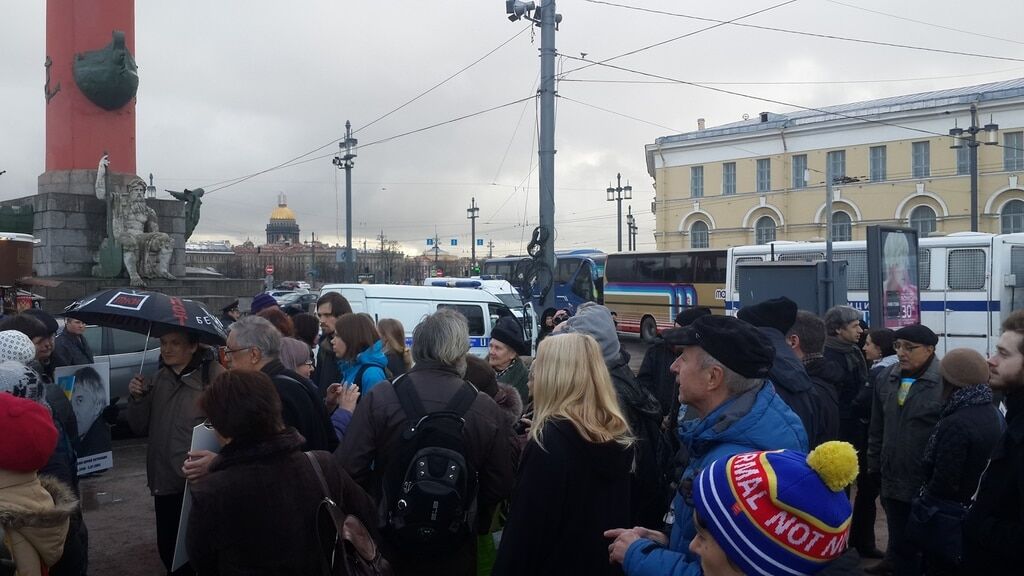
[332,121,358,282]
[949,104,999,232]
[626,206,637,251]
[607,173,632,252]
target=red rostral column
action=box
[45,0,136,174]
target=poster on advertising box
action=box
[54,362,113,475]
[867,226,921,329]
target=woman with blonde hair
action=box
[493,333,634,576]
[376,317,412,377]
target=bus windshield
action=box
[482,251,605,314]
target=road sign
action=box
[476,238,484,246]
[265,264,274,275]
[450,239,458,246]
[435,268,444,277]
[426,238,434,246]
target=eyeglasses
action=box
[894,342,923,353]
[303,360,314,367]
[222,346,254,356]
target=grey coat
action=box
[867,356,943,502]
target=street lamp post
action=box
[332,120,358,282]
[950,104,999,232]
[607,173,632,252]
[626,205,636,251]
[467,197,479,268]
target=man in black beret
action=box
[866,323,941,575]
[737,297,827,448]
[606,314,809,573]
[637,307,711,421]
[219,300,241,330]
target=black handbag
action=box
[905,490,968,565]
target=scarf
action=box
[923,383,994,463]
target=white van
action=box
[319,284,526,357]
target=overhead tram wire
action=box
[556,95,683,133]
[558,0,799,79]
[203,95,537,194]
[492,73,541,186]
[578,0,1024,64]
[198,25,532,195]
[825,0,1024,47]
[555,53,1024,155]
[560,66,1024,86]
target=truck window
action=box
[438,304,486,336]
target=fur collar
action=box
[0,474,78,530]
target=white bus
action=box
[725,232,1024,357]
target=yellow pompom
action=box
[806,441,859,492]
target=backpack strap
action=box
[393,373,427,424]
[354,364,371,387]
[445,383,478,418]
[304,451,334,503]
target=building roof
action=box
[654,77,1024,146]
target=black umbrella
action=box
[64,288,228,346]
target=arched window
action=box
[755,216,777,245]
[690,221,709,248]
[909,205,937,237]
[1002,199,1024,234]
[831,211,852,242]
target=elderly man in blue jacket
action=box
[606,315,808,576]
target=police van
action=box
[318,283,528,357]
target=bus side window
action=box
[573,262,594,300]
[438,304,486,336]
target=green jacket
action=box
[867,355,943,502]
[496,358,530,406]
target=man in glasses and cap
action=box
[866,323,942,575]
[606,315,808,576]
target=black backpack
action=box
[381,375,479,556]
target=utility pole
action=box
[332,120,358,282]
[309,232,316,286]
[825,175,860,309]
[506,0,561,311]
[626,205,637,251]
[378,229,387,283]
[950,104,1000,232]
[487,239,494,260]
[467,197,480,268]
[607,173,632,252]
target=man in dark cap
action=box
[866,323,941,576]
[488,316,530,404]
[219,300,240,329]
[737,297,823,447]
[637,307,711,421]
[606,315,808,576]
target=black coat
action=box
[636,340,677,419]
[922,399,1003,504]
[52,332,94,368]
[608,353,671,528]
[313,334,341,395]
[187,430,379,576]
[803,356,842,447]
[964,390,1024,573]
[823,338,868,423]
[260,360,339,452]
[757,328,822,448]
[493,419,632,576]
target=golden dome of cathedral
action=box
[270,205,296,220]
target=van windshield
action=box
[495,293,523,308]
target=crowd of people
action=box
[1,292,1024,576]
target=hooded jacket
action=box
[493,419,633,576]
[330,340,389,439]
[0,472,77,576]
[260,360,338,452]
[623,383,808,576]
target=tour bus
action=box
[481,249,606,314]
[318,284,528,357]
[724,232,1024,357]
[604,249,728,342]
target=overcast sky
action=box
[2,0,1023,257]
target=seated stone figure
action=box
[95,155,175,287]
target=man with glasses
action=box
[312,292,352,394]
[222,316,337,453]
[866,324,942,576]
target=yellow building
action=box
[646,79,1024,249]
